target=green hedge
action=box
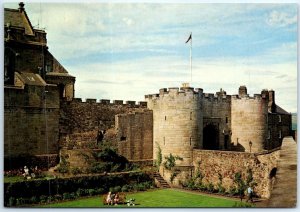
[4,172,152,207]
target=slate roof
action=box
[18,72,47,86]
[275,105,290,115]
[4,8,34,35]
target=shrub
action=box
[71,167,82,175]
[207,183,215,193]
[137,183,146,191]
[57,165,69,174]
[54,194,62,201]
[30,196,38,204]
[95,188,104,195]
[217,183,225,194]
[40,195,48,203]
[76,188,86,197]
[8,197,15,207]
[110,186,121,193]
[15,198,25,206]
[69,192,76,200]
[111,164,121,172]
[62,193,71,200]
[47,196,55,203]
[121,184,131,192]
[228,186,238,196]
[88,189,96,196]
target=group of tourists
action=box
[22,165,39,179]
[106,192,120,205]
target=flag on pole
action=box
[185,33,192,43]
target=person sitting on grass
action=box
[114,193,120,205]
[106,192,113,205]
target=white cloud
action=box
[266,10,297,27]
[122,17,134,26]
[10,3,296,112]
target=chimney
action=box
[18,2,25,12]
[268,90,276,113]
[238,85,247,97]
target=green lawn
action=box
[40,189,248,208]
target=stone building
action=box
[4,2,293,199]
[4,2,75,168]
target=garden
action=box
[41,188,253,208]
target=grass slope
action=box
[41,189,242,208]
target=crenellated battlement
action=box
[145,86,204,101]
[231,89,269,101]
[66,98,147,107]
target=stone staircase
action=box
[153,172,170,188]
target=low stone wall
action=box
[190,149,279,198]
[162,149,279,198]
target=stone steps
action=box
[153,172,170,188]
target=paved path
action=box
[256,136,297,208]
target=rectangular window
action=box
[267,130,271,139]
[226,117,228,123]
[279,130,282,138]
[278,115,282,123]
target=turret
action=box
[146,83,203,178]
[238,85,247,97]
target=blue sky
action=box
[5,1,298,112]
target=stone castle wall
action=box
[162,149,279,199]
[146,87,203,166]
[191,149,279,198]
[4,85,60,161]
[59,98,152,161]
[116,111,153,160]
[231,94,269,152]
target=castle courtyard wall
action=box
[163,149,279,199]
[116,111,153,160]
[59,99,152,161]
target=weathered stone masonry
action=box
[59,98,153,161]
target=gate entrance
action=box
[203,124,219,150]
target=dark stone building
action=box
[4,2,75,169]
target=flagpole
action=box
[190,32,192,84]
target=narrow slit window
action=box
[226,117,228,123]
[190,112,192,120]
[267,130,271,139]
[279,130,282,138]
[190,137,192,146]
[278,115,282,123]
[165,116,166,121]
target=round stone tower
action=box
[231,87,269,152]
[145,84,203,169]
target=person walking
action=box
[246,186,254,203]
